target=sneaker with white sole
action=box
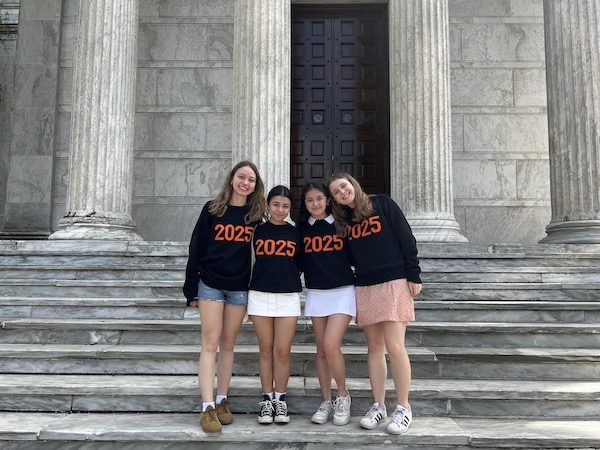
[272,395,290,424]
[386,404,412,435]
[311,400,333,424]
[359,403,387,430]
[257,395,274,424]
[332,391,351,426]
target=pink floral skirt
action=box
[355,278,415,326]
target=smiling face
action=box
[268,195,291,224]
[329,177,356,208]
[304,188,329,220]
[230,166,257,201]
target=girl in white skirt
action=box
[297,182,356,426]
[248,186,303,425]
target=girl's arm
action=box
[183,202,212,304]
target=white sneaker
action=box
[386,404,412,435]
[359,403,387,429]
[311,400,333,424]
[332,391,351,426]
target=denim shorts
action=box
[197,279,248,306]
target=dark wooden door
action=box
[291,5,389,210]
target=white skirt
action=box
[247,290,301,317]
[304,285,356,318]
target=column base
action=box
[49,214,143,241]
[539,220,600,244]
[408,218,469,243]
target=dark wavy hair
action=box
[296,182,331,224]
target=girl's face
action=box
[231,166,257,199]
[329,178,356,208]
[304,188,329,220]
[268,195,291,224]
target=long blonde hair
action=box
[209,161,266,223]
[328,173,374,236]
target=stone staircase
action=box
[1,240,600,448]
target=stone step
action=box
[0,374,598,419]
[2,317,599,348]
[0,344,597,380]
[3,297,600,323]
[1,412,599,449]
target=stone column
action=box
[389,0,467,243]
[232,0,291,191]
[540,0,600,244]
[50,0,141,240]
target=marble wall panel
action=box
[0,56,14,111]
[153,158,231,197]
[464,114,548,153]
[156,68,232,106]
[10,109,56,156]
[53,157,68,198]
[207,113,232,151]
[54,112,70,150]
[4,199,52,230]
[454,160,517,199]
[449,25,462,61]
[57,67,72,106]
[133,204,204,242]
[452,114,464,153]
[13,65,57,109]
[138,24,208,62]
[136,68,157,106]
[139,0,160,17]
[517,160,550,199]
[462,24,544,62]
[510,0,543,17]
[19,0,61,20]
[134,113,208,151]
[463,206,550,244]
[208,23,234,61]
[15,20,61,65]
[451,69,513,106]
[514,69,547,106]
[7,156,53,203]
[158,0,234,17]
[0,39,18,57]
[133,159,155,198]
[58,18,76,62]
[449,0,510,16]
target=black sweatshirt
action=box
[299,216,354,289]
[344,195,421,286]
[183,202,257,303]
[249,221,303,293]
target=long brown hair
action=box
[327,173,374,236]
[209,161,266,223]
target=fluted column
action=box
[540,0,600,243]
[50,0,141,240]
[232,0,291,190]
[389,0,467,243]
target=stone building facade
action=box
[0,0,599,245]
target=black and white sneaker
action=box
[257,395,274,424]
[272,394,290,424]
[359,403,387,429]
[387,404,412,435]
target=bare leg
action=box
[363,322,386,405]
[383,321,411,407]
[198,300,225,402]
[322,314,352,395]
[311,316,332,400]
[250,315,275,393]
[216,304,247,395]
[272,316,298,393]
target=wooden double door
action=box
[290,5,390,209]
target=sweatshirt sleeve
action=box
[182,202,212,304]
[379,195,422,284]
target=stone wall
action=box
[449,0,550,244]
[46,0,550,243]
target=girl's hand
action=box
[188,299,199,308]
[408,282,422,297]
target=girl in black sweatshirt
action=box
[248,185,302,425]
[328,173,422,436]
[297,182,355,426]
[183,161,266,433]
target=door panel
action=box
[291,6,389,211]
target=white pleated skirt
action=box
[304,285,356,318]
